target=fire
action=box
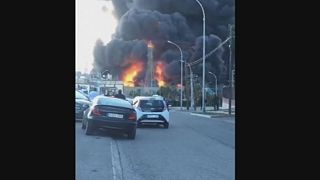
[122,61,144,87]
[155,62,166,87]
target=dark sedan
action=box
[82,96,137,139]
[75,91,91,121]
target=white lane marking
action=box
[190,113,211,118]
[110,140,123,180]
[190,113,235,124]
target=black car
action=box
[82,96,137,139]
[75,90,91,121]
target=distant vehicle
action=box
[82,96,137,139]
[75,91,91,121]
[132,96,170,128]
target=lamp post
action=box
[228,24,233,115]
[177,60,195,111]
[167,40,183,111]
[187,63,195,111]
[195,0,206,112]
[101,69,109,95]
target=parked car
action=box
[132,96,169,128]
[82,96,137,139]
[75,90,91,121]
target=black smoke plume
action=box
[94,0,234,85]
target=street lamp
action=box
[186,63,195,111]
[208,72,218,96]
[176,60,195,111]
[195,0,206,112]
[167,40,183,111]
[101,69,109,79]
[228,24,234,115]
[101,69,109,95]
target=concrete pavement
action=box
[76,111,235,180]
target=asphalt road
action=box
[76,111,235,180]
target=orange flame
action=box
[122,61,144,87]
[155,62,166,87]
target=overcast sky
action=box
[76,0,117,73]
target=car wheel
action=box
[85,120,94,135]
[127,129,136,139]
[164,122,169,129]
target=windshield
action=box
[76,91,88,100]
[139,99,164,108]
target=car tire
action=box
[127,129,136,139]
[85,120,94,135]
[164,122,169,129]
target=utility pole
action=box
[185,59,189,110]
[167,40,183,111]
[195,0,206,113]
[189,67,195,111]
[228,24,233,115]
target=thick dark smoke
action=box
[94,0,234,85]
[115,9,194,42]
[94,39,148,79]
[113,0,235,39]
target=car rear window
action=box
[139,100,164,108]
[97,97,132,109]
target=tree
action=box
[157,85,179,101]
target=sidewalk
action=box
[171,103,235,118]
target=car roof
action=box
[133,96,164,101]
[93,95,133,109]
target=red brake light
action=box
[128,112,136,121]
[91,107,102,116]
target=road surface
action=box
[76,111,235,180]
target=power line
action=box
[189,36,231,67]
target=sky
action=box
[76,0,117,73]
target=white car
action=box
[132,96,169,128]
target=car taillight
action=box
[91,107,102,116]
[128,112,136,121]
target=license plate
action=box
[147,115,159,118]
[107,113,123,119]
